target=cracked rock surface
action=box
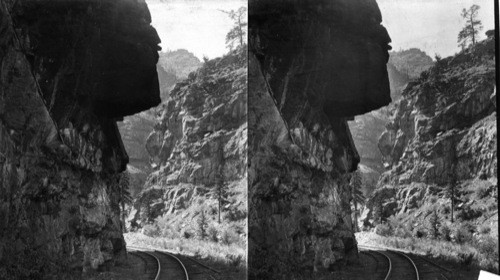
[0,0,160,276]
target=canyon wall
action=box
[0,0,160,277]
[248,0,392,278]
[347,50,431,198]
[129,48,247,239]
[368,36,496,229]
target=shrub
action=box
[439,224,452,241]
[426,210,440,239]
[477,224,491,234]
[208,225,219,242]
[143,224,160,237]
[221,228,238,245]
[413,224,427,239]
[224,208,246,222]
[475,185,491,199]
[475,235,498,258]
[375,223,392,237]
[453,225,473,244]
[394,227,412,238]
[226,253,243,267]
[182,229,193,239]
[476,235,499,273]
[161,224,180,239]
[456,207,482,221]
[458,252,475,268]
[387,214,412,238]
[197,210,208,239]
[208,205,218,215]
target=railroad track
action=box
[358,245,451,280]
[128,245,220,280]
[129,251,161,280]
[360,250,391,280]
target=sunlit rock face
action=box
[129,48,247,233]
[368,37,496,224]
[0,0,160,276]
[248,0,391,278]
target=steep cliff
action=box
[248,0,392,278]
[117,49,200,198]
[0,0,160,277]
[129,48,247,238]
[368,37,496,229]
[347,53,421,196]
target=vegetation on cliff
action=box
[126,46,247,274]
[364,36,497,273]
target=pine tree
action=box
[457,5,483,49]
[118,171,133,232]
[197,208,208,239]
[215,145,228,224]
[220,7,247,50]
[350,170,365,232]
[427,209,440,239]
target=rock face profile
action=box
[367,37,496,229]
[347,50,428,199]
[248,0,391,278]
[117,49,200,198]
[130,48,247,236]
[0,0,160,276]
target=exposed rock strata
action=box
[347,55,417,197]
[367,37,496,227]
[117,49,201,198]
[0,0,160,276]
[248,0,391,278]
[130,48,247,234]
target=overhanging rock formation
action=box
[248,0,391,278]
[0,0,160,276]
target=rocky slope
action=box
[389,48,434,79]
[156,49,201,101]
[129,48,247,238]
[248,0,392,278]
[158,49,201,81]
[0,0,160,277]
[366,37,496,230]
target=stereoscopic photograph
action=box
[0,0,497,279]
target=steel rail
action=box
[155,250,189,280]
[374,250,393,280]
[359,244,451,279]
[139,251,162,280]
[391,250,420,280]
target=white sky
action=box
[146,0,247,60]
[378,0,496,58]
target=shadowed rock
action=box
[0,0,160,275]
[248,0,391,278]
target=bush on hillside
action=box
[387,214,412,238]
[413,224,427,239]
[221,228,239,245]
[197,210,209,239]
[453,225,473,244]
[425,210,440,239]
[375,223,392,236]
[208,224,219,242]
[143,224,161,237]
[475,235,499,273]
[439,224,452,241]
[477,224,491,234]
